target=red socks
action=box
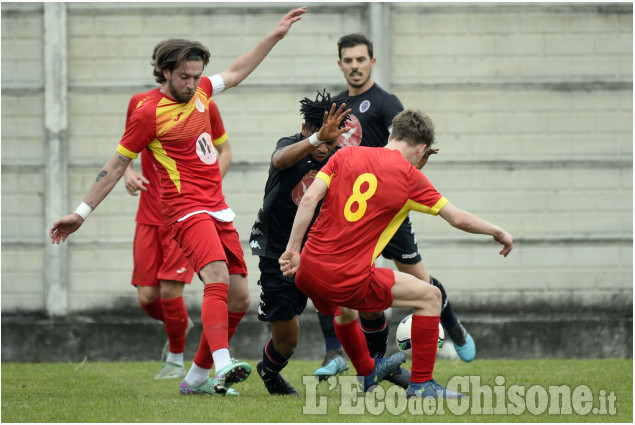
[334,318,374,377]
[161,296,188,354]
[201,283,229,354]
[194,307,246,369]
[140,297,164,322]
[410,315,440,383]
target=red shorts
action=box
[295,261,395,316]
[131,223,195,286]
[168,213,247,276]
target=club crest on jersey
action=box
[292,170,318,206]
[196,132,217,165]
[359,100,371,113]
[195,97,206,113]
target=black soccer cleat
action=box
[257,361,298,396]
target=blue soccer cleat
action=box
[406,379,467,399]
[314,351,349,381]
[454,333,476,362]
[360,351,406,392]
[446,320,476,362]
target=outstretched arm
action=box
[273,103,351,170]
[438,201,513,257]
[49,152,131,244]
[219,7,306,89]
[279,177,328,276]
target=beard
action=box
[168,79,195,104]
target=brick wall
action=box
[1,3,631,315]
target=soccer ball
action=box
[395,314,444,355]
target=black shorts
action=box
[380,216,422,265]
[256,256,308,322]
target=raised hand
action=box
[316,103,352,143]
[272,6,307,40]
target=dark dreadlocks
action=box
[299,89,349,131]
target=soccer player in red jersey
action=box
[49,6,306,395]
[123,86,233,380]
[280,110,513,397]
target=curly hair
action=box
[299,89,348,131]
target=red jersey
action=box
[301,146,448,289]
[118,77,228,225]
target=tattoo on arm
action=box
[118,155,131,163]
[96,170,108,182]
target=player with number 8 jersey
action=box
[280,110,513,397]
[297,145,447,311]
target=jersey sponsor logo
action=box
[292,170,318,206]
[196,132,218,165]
[359,100,371,113]
[176,267,187,273]
[173,112,183,122]
[250,240,262,249]
[195,97,206,113]
[337,114,362,147]
[401,252,419,259]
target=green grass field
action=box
[2,358,631,422]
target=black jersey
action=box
[333,83,403,148]
[250,133,339,260]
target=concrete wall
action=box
[1,2,632,359]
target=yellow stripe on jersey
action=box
[213,132,228,147]
[117,144,139,159]
[370,196,449,265]
[316,171,333,187]
[155,96,200,138]
[409,196,449,216]
[147,138,181,193]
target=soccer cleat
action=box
[446,320,476,362]
[155,361,186,379]
[314,351,349,381]
[179,378,216,395]
[179,379,242,396]
[385,366,411,389]
[212,359,252,394]
[257,361,298,396]
[406,379,467,399]
[360,351,406,392]
[162,317,195,362]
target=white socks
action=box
[212,348,232,372]
[166,351,184,365]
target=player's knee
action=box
[419,283,441,307]
[137,288,159,305]
[228,293,250,312]
[275,337,298,357]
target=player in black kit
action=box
[313,34,476,387]
[250,91,351,395]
